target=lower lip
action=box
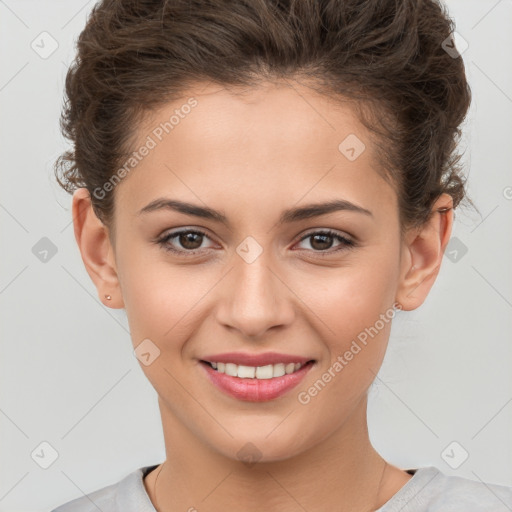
[200,361,315,402]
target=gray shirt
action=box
[50,464,512,511]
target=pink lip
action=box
[199,360,315,402]
[200,351,313,366]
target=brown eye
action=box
[157,229,214,255]
[309,233,335,251]
[295,230,355,255]
[178,232,204,250]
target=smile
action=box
[199,359,316,402]
[202,361,309,379]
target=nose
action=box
[215,250,295,339]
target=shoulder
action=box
[381,466,512,511]
[50,465,157,512]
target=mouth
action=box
[198,358,316,402]
[199,359,315,379]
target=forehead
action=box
[114,80,396,222]
[143,80,370,153]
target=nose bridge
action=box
[216,237,294,337]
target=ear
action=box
[72,188,124,309]
[395,193,454,311]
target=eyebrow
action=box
[137,198,373,226]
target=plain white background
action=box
[0,1,511,511]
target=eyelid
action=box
[293,228,356,254]
[296,227,354,244]
[156,227,217,253]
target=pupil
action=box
[311,234,333,250]
[180,232,202,249]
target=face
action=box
[80,80,440,463]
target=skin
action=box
[72,80,453,511]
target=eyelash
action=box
[156,228,356,258]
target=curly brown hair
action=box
[54,0,472,237]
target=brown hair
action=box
[54,0,472,239]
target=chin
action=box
[211,434,311,466]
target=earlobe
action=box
[72,188,124,309]
[395,194,454,311]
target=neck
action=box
[146,395,408,512]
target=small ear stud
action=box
[104,294,112,300]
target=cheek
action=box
[304,250,399,337]
[117,245,210,350]
[296,250,400,388]
[289,256,400,441]
[118,259,212,402]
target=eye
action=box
[155,228,356,258]
[156,228,215,256]
[294,229,356,256]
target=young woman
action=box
[51,0,512,510]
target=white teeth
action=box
[285,363,295,374]
[255,365,273,379]
[237,365,256,378]
[273,363,285,377]
[225,363,238,377]
[208,361,307,379]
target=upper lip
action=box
[200,352,314,366]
